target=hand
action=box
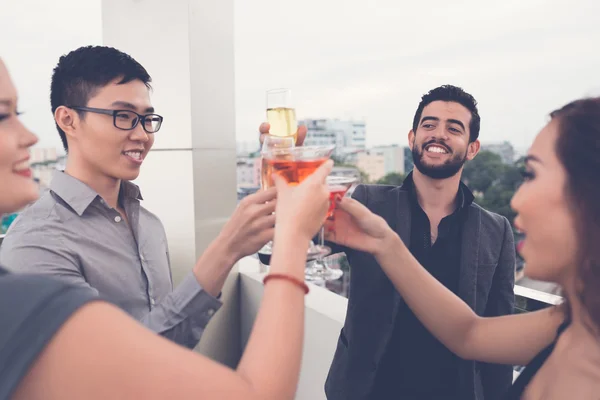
[273,160,333,242]
[324,197,398,257]
[217,187,278,261]
[259,122,307,146]
[193,188,278,296]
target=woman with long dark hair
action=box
[326,97,600,398]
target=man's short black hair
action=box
[50,45,152,152]
[412,84,480,142]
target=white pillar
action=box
[102,0,239,366]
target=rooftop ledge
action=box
[237,256,560,397]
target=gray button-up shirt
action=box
[0,171,222,349]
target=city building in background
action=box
[329,166,361,179]
[347,150,386,182]
[371,144,405,176]
[237,186,260,202]
[30,147,58,164]
[341,144,405,182]
[30,147,65,190]
[404,146,414,173]
[299,118,366,156]
[236,140,260,157]
[1,147,64,233]
[350,120,366,150]
[232,126,521,190]
[237,157,261,187]
[234,118,370,187]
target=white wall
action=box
[0,0,103,151]
[3,0,240,367]
[239,258,347,400]
[102,0,240,367]
[0,0,239,365]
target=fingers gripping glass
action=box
[68,106,163,133]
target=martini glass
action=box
[257,135,295,266]
[304,175,357,282]
[259,145,336,271]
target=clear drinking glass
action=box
[260,144,336,277]
[257,135,295,267]
[266,88,298,143]
[258,88,297,266]
[304,175,358,282]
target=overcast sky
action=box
[2,0,599,153]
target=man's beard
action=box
[412,139,468,179]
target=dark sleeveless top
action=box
[504,322,569,399]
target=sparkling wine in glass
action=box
[266,88,298,143]
[305,175,358,282]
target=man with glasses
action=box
[0,46,277,349]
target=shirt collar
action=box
[50,170,143,216]
[401,170,474,211]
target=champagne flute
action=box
[259,88,313,266]
[304,176,358,282]
[266,88,324,258]
[266,88,298,143]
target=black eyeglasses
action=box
[68,106,163,133]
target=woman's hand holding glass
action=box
[324,197,397,258]
[272,160,334,257]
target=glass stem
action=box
[319,225,325,248]
[315,225,326,271]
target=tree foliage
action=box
[463,151,525,230]
[376,172,406,186]
[462,151,505,193]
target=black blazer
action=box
[325,183,516,400]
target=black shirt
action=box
[0,266,97,399]
[504,322,568,399]
[372,173,474,400]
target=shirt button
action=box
[150,298,155,306]
[207,309,215,317]
[140,255,146,262]
[114,215,122,223]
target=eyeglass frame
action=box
[67,106,164,134]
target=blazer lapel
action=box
[394,190,411,244]
[392,189,411,317]
[458,205,481,400]
[458,205,481,307]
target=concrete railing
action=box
[238,256,563,397]
[0,246,559,398]
[515,282,562,307]
[239,257,346,400]
[512,283,561,381]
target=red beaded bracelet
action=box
[263,273,310,294]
